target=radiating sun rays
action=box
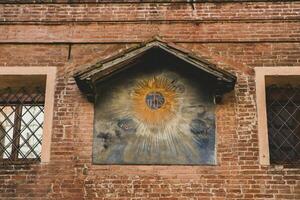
[127,76,202,162]
[93,70,216,164]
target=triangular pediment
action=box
[74,37,236,102]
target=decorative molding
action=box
[255,66,300,165]
[1,0,299,4]
[0,67,57,163]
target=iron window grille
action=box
[0,87,45,165]
[266,84,300,165]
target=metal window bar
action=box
[266,84,300,165]
[0,87,45,165]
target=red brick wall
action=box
[0,1,299,199]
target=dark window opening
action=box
[266,84,300,165]
[0,87,45,165]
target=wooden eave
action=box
[74,38,237,102]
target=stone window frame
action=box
[0,67,56,163]
[255,67,300,165]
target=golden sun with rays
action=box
[131,77,179,126]
[93,70,216,164]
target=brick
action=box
[0,1,300,200]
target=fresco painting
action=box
[93,67,216,165]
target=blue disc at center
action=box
[145,92,165,110]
